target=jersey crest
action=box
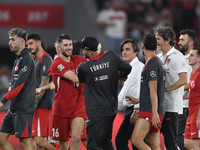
[166,59,171,65]
[57,64,65,71]
[15,65,18,71]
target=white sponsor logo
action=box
[150,71,156,77]
[15,132,19,134]
[166,118,171,120]
[191,132,196,135]
[191,81,195,88]
[85,119,90,123]
[43,66,46,72]
[181,62,186,68]
[94,77,99,82]
[0,10,10,21]
[85,46,90,49]
[22,66,27,72]
[27,11,49,23]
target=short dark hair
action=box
[143,33,157,51]
[27,34,45,50]
[27,33,41,41]
[180,29,196,46]
[193,47,200,57]
[120,39,140,56]
[153,26,176,46]
[56,34,72,44]
[8,28,27,41]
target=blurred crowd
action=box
[1,0,200,105]
[96,0,200,54]
[0,64,11,109]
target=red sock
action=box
[52,143,57,147]
[56,143,59,150]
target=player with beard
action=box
[26,34,55,150]
[36,40,88,149]
[77,36,132,150]
[177,29,196,150]
[50,34,87,150]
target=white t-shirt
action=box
[118,57,144,110]
[183,54,192,108]
[157,47,187,114]
[96,8,127,38]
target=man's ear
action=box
[166,38,170,44]
[189,40,194,47]
[37,40,42,47]
[21,39,26,46]
[89,50,93,55]
[197,56,200,62]
[141,44,145,49]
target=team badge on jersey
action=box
[150,71,156,77]
[22,66,27,72]
[57,64,65,71]
[166,59,170,65]
[15,65,18,71]
[190,80,195,88]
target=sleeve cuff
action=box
[134,103,140,109]
[1,97,8,105]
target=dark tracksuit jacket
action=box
[1,48,36,115]
[77,50,132,118]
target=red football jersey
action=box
[189,67,200,116]
[50,55,87,117]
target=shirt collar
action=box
[129,57,139,66]
[89,51,108,60]
[165,46,176,56]
[185,53,190,59]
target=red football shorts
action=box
[52,115,70,141]
[32,108,51,138]
[52,111,87,141]
[138,111,164,133]
[48,108,53,137]
[185,111,200,139]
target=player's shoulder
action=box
[43,53,53,60]
[51,57,63,67]
[72,55,87,62]
[22,52,34,63]
[148,57,162,66]
[101,50,114,58]
[78,60,89,68]
[170,48,184,57]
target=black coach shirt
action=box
[77,51,132,118]
[35,52,53,109]
[139,56,165,115]
[1,48,36,115]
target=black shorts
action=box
[86,115,116,150]
[0,110,34,138]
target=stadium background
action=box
[0,0,199,149]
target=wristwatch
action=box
[133,109,139,115]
